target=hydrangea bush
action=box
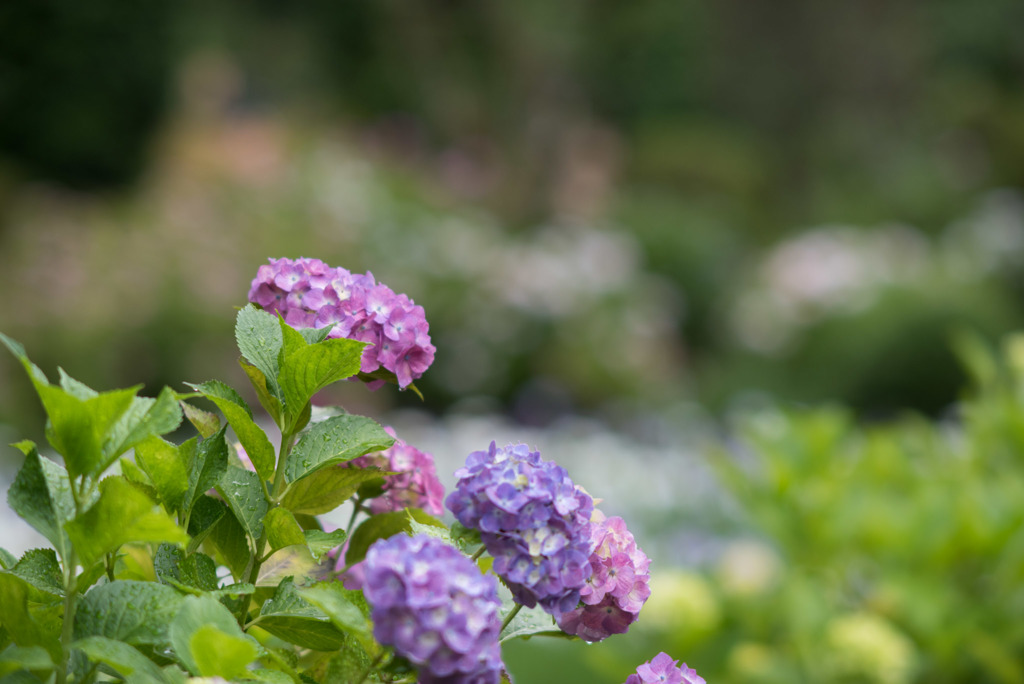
[0,258,701,683]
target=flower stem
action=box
[500,603,523,633]
[470,546,486,562]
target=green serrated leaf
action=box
[256,546,316,587]
[186,427,229,513]
[279,335,365,429]
[449,521,484,556]
[498,603,568,642]
[168,595,259,677]
[71,636,171,683]
[284,414,394,484]
[57,368,97,399]
[134,436,190,515]
[298,325,334,345]
[266,508,306,552]
[0,333,49,387]
[103,387,183,466]
[0,573,61,662]
[119,456,151,487]
[9,550,63,598]
[303,529,347,561]
[256,578,345,651]
[84,608,159,664]
[179,400,220,439]
[203,504,251,580]
[6,448,74,560]
[187,380,276,482]
[345,510,414,567]
[235,305,284,408]
[296,583,372,641]
[216,465,269,544]
[153,544,218,592]
[186,495,227,554]
[65,476,189,569]
[239,360,283,427]
[36,381,140,480]
[280,466,385,516]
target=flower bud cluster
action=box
[446,442,595,616]
[362,534,505,684]
[350,427,445,516]
[248,257,435,387]
[625,652,705,684]
[557,510,651,641]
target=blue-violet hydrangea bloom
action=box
[557,509,651,641]
[349,426,446,516]
[446,442,595,617]
[625,653,705,684]
[249,257,435,388]
[362,534,505,684]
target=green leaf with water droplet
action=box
[187,380,275,482]
[66,476,189,569]
[284,414,393,484]
[9,549,63,598]
[236,305,284,409]
[202,501,250,580]
[297,582,372,643]
[168,594,259,677]
[134,436,190,515]
[153,544,218,592]
[254,577,347,651]
[280,466,387,516]
[240,360,282,428]
[71,636,173,683]
[6,445,74,561]
[102,386,183,468]
[303,529,347,561]
[74,580,184,653]
[215,465,269,544]
[185,427,228,514]
[278,329,365,430]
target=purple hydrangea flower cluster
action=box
[362,534,505,684]
[557,509,651,642]
[248,257,435,388]
[445,442,595,616]
[625,653,705,684]
[349,426,446,516]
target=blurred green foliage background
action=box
[2,0,1024,681]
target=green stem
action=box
[500,603,523,633]
[470,546,486,562]
[238,427,298,626]
[57,547,79,682]
[357,651,387,684]
[346,498,365,538]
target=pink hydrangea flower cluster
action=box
[557,509,651,641]
[248,257,435,388]
[349,427,445,516]
[625,653,705,684]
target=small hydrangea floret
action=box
[249,257,435,388]
[625,652,705,684]
[349,427,446,516]
[557,509,651,641]
[362,534,505,684]
[446,442,595,616]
